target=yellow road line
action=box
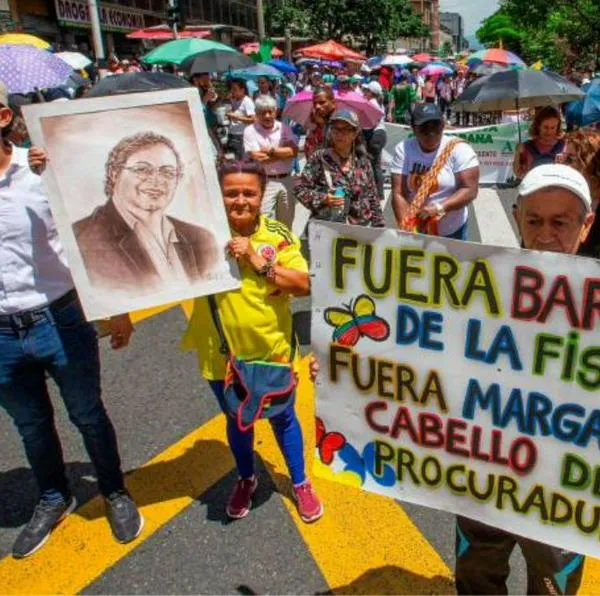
[257,363,600,594]
[255,361,456,595]
[3,346,593,595]
[0,415,233,595]
[129,300,194,325]
[582,561,600,594]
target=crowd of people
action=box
[1,43,600,596]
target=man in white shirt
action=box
[243,94,299,228]
[361,81,387,200]
[0,83,143,559]
[227,79,256,160]
[391,103,480,239]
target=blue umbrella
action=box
[367,56,383,68]
[227,64,284,81]
[0,45,73,94]
[566,79,600,128]
[266,59,298,74]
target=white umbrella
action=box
[55,51,92,70]
[381,54,413,67]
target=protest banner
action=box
[24,89,240,320]
[311,221,600,558]
[384,122,529,185]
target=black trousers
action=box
[364,128,387,201]
[455,516,584,595]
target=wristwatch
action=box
[435,203,446,218]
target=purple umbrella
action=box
[0,45,73,94]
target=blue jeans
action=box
[209,381,306,485]
[445,222,468,241]
[0,293,124,504]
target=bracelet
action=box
[258,261,276,281]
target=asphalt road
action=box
[0,186,537,594]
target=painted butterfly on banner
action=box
[316,417,346,465]
[324,294,390,347]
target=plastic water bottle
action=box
[330,187,347,222]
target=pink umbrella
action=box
[282,90,384,129]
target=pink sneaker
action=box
[226,477,258,520]
[294,480,324,523]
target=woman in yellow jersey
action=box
[183,160,324,523]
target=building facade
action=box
[395,0,440,53]
[440,11,467,53]
[4,0,258,56]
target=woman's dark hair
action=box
[530,105,564,140]
[228,78,249,95]
[218,159,268,196]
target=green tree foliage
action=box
[476,12,523,53]
[265,0,428,55]
[439,40,454,59]
[478,0,600,72]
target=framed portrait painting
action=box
[24,88,240,320]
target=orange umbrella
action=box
[296,40,366,62]
[412,53,433,63]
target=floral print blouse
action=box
[295,148,385,227]
[304,123,326,160]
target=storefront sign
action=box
[55,0,145,32]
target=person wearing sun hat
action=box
[361,81,387,200]
[296,109,384,227]
[454,164,593,596]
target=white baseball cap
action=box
[518,164,592,212]
[362,80,383,96]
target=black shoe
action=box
[105,490,144,544]
[12,496,77,559]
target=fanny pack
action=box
[208,295,297,433]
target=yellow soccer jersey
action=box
[182,217,308,381]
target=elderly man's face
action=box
[257,107,276,129]
[114,144,179,217]
[514,187,595,254]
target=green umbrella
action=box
[142,38,240,67]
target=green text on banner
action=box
[311,221,600,558]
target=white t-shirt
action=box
[230,95,255,135]
[368,97,386,131]
[391,135,479,236]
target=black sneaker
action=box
[105,490,144,544]
[12,496,77,559]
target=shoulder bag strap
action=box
[400,138,463,232]
[208,294,298,363]
[207,295,230,356]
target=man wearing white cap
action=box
[454,164,595,595]
[361,81,387,201]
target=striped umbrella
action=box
[467,48,526,68]
[420,62,454,77]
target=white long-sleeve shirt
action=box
[0,145,74,314]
